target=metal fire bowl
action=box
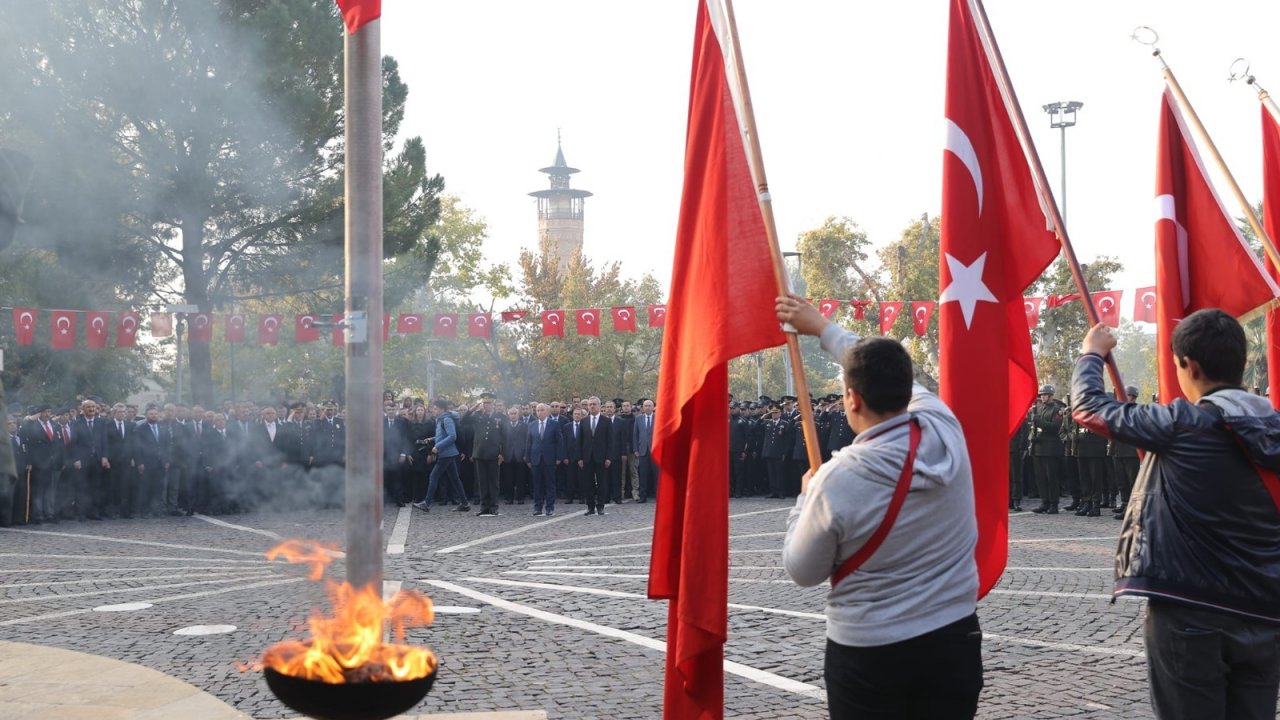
[264,666,437,720]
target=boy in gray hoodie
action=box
[777,294,982,720]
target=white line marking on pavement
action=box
[0,573,277,605]
[192,514,283,540]
[504,570,795,584]
[0,570,271,589]
[532,549,782,562]
[519,531,786,558]
[383,580,403,601]
[985,633,1145,658]
[728,507,793,518]
[0,553,269,564]
[988,589,1113,600]
[522,541,651,557]
[387,506,412,555]
[0,577,305,627]
[423,579,827,701]
[1004,566,1112,572]
[436,511,582,555]
[481,522,656,555]
[467,577,827,620]
[0,528,267,556]
[1009,536,1116,544]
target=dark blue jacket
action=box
[526,417,564,466]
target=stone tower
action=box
[529,138,592,269]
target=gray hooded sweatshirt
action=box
[783,324,979,647]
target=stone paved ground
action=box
[0,496,1232,719]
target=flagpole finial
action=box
[1131,26,1167,67]
[1228,58,1269,96]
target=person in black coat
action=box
[467,393,508,516]
[129,404,171,517]
[632,399,657,502]
[381,401,411,507]
[579,397,614,516]
[561,408,584,504]
[501,407,530,504]
[526,404,565,515]
[606,399,633,503]
[199,412,234,514]
[6,415,26,525]
[405,405,435,504]
[68,399,106,520]
[101,404,134,517]
[760,404,792,498]
[18,405,59,524]
[310,401,345,467]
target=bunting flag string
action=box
[1,290,1157,349]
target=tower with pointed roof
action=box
[529,137,592,269]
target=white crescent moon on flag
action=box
[266,317,278,331]
[1099,297,1115,312]
[550,313,561,324]
[915,307,927,322]
[122,316,137,332]
[1154,194,1191,310]
[618,309,631,320]
[1024,300,1035,315]
[945,119,984,215]
[92,317,105,331]
[654,307,666,317]
[57,317,70,332]
[475,316,488,326]
[440,316,454,327]
[19,311,32,328]
[584,312,595,324]
[231,315,243,328]
[196,315,208,328]
[405,316,418,326]
[301,315,314,328]
[1141,291,1155,308]
[821,302,834,315]
[885,307,896,319]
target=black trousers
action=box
[500,460,527,502]
[1114,456,1140,508]
[582,460,609,512]
[1145,600,1280,720]
[729,452,746,496]
[1077,456,1109,505]
[1032,455,1062,505]
[475,458,500,512]
[825,613,983,720]
[636,453,657,500]
[766,458,785,497]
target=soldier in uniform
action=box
[3,414,20,526]
[1073,407,1109,517]
[1059,400,1082,512]
[468,392,507,517]
[1009,408,1030,511]
[728,401,749,498]
[826,393,855,456]
[1109,385,1142,520]
[310,400,344,509]
[1030,385,1066,514]
[761,403,792,498]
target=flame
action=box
[257,540,437,683]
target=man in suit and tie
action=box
[102,404,133,517]
[199,412,233,514]
[525,404,564,516]
[561,407,584,504]
[18,405,59,524]
[579,396,613,516]
[5,415,25,526]
[632,399,657,502]
[69,399,105,520]
[250,405,287,508]
[130,404,171,517]
[502,407,530,505]
[382,400,410,507]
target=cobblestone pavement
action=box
[0,497,1186,719]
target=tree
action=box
[796,216,877,300]
[1031,257,1123,392]
[878,214,941,372]
[0,0,443,405]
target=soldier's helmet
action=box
[1125,385,1139,398]
[1038,384,1055,396]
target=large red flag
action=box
[1154,88,1279,402]
[86,312,111,349]
[1090,290,1123,328]
[647,304,667,328]
[188,313,214,343]
[50,310,77,350]
[335,0,379,34]
[647,4,785,717]
[116,312,140,347]
[611,306,637,333]
[575,309,601,336]
[1262,106,1280,409]
[12,308,36,346]
[226,313,247,343]
[296,314,321,343]
[1132,286,1157,323]
[541,310,564,338]
[939,0,1061,598]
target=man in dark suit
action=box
[198,412,233,514]
[468,392,507,516]
[607,399,633,503]
[69,399,105,520]
[632,399,657,502]
[102,404,133,517]
[18,405,59,524]
[579,396,613,516]
[561,408,583,504]
[382,400,410,507]
[130,404,171,517]
[501,407,530,504]
[250,405,287,508]
[310,401,345,467]
[526,403,564,516]
[6,415,25,525]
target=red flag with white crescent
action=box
[877,301,903,335]
[1262,106,1280,409]
[335,0,380,34]
[188,313,214,343]
[611,306,637,333]
[258,314,283,346]
[817,299,840,320]
[396,313,423,334]
[541,310,564,337]
[331,313,345,347]
[849,299,871,320]
[1132,286,1157,324]
[910,301,937,337]
[468,313,491,339]
[116,312,140,347]
[150,313,173,339]
[1023,297,1044,330]
[433,313,458,338]
[50,310,77,350]
[1090,290,1123,328]
[12,308,37,345]
[86,311,111,349]
[296,314,321,343]
[575,309,600,336]
[226,314,247,343]
[501,310,528,323]
[647,304,667,328]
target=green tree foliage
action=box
[1031,257,1123,392]
[878,215,941,373]
[0,0,443,405]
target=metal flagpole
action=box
[717,0,823,473]
[344,16,384,591]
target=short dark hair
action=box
[1171,308,1245,386]
[433,398,451,410]
[840,337,913,414]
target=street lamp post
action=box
[1042,101,1083,224]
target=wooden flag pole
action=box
[971,0,1128,401]
[718,0,823,473]
[1235,66,1280,142]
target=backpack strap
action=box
[830,418,922,589]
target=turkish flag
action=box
[331,313,345,347]
[468,312,492,339]
[295,314,321,343]
[575,308,601,336]
[878,301,903,335]
[150,313,173,338]
[86,312,111,349]
[501,310,528,323]
[50,310,77,350]
[817,299,840,320]
[1023,297,1044,330]
[911,301,937,336]
[188,313,214,343]
[258,314,283,346]
[1091,290,1124,328]
[226,314,247,343]
[12,308,36,346]
[849,299,871,320]
[433,313,458,338]
[1132,286,1157,324]
[335,0,380,34]
[647,304,667,328]
[116,312,140,347]
[611,306,637,333]
[541,310,564,337]
[1262,107,1280,409]
[938,0,1061,598]
[646,5,785,718]
[1154,87,1279,402]
[396,313,423,334]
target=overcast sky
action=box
[382,0,1280,304]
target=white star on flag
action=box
[939,252,998,329]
